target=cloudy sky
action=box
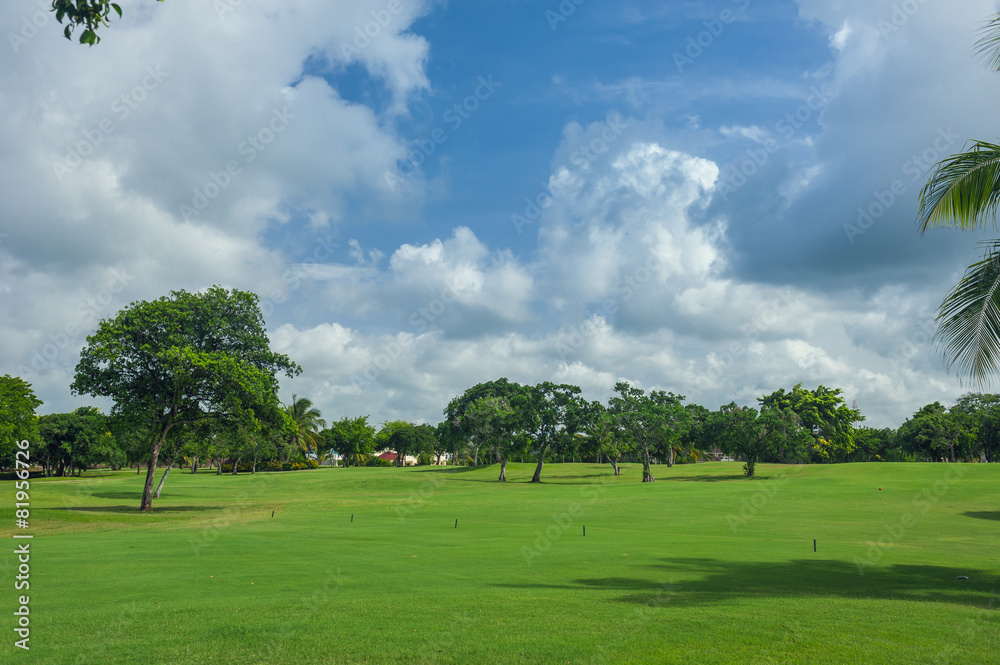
[3,0,1000,429]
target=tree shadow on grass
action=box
[496,558,1000,610]
[90,491,147,500]
[50,504,217,513]
[962,511,1000,521]
[661,474,750,483]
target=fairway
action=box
[3,462,999,664]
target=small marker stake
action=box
[351,514,354,523]
[813,539,817,552]
[455,519,458,528]
[271,510,274,518]
[583,526,586,536]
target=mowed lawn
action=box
[2,462,998,664]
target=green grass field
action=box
[2,462,998,664]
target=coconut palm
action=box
[282,395,326,462]
[917,14,1000,387]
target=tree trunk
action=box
[531,446,547,483]
[610,458,620,476]
[498,457,508,482]
[949,441,956,463]
[641,447,654,483]
[216,458,223,475]
[153,457,175,499]
[666,447,675,468]
[232,457,241,475]
[141,424,170,511]
[191,456,199,473]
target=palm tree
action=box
[918,14,1000,387]
[282,395,327,462]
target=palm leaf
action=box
[936,240,1000,387]
[976,14,1000,71]
[917,141,1000,233]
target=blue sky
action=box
[3,0,1000,428]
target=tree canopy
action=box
[0,375,43,469]
[71,286,300,510]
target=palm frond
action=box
[936,240,1000,387]
[975,14,1000,71]
[917,141,1000,233]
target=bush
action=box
[364,456,391,467]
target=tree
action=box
[36,407,121,476]
[375,421,435,467]
[898,402,972,462]
[0,375,42,470]
[705,403,778,478]
[916,13,1000,386]
[445,379,527,470]
[585,402,626,475]
[759,384,863,463]
[463,396,518,481]
[71,287,300,511]
[525,382,583,483]
[323,416,376,467]
[51,0,164,45]
[951,393,1000,461]
[608,382,687,482]
[283,395,326,462]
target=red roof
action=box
[377,452,398,461]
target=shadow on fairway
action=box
[662,474,750,483]
[91,491,151,500]
[50,504,218,513]
[962,511,1000,521]
[497,558,1000,609]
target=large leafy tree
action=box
[759,384,862,463]
[36,407,122,476]
[463,396,519,481]
[323,416,376,467]
[951,392,1000,462]
[608,382,688,482]
[705,403,779,478]
[898,402,973,462]
[916,13,1000,386]
[71,287,300,511]
[525,382,583,483]
[0,375,42,470]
